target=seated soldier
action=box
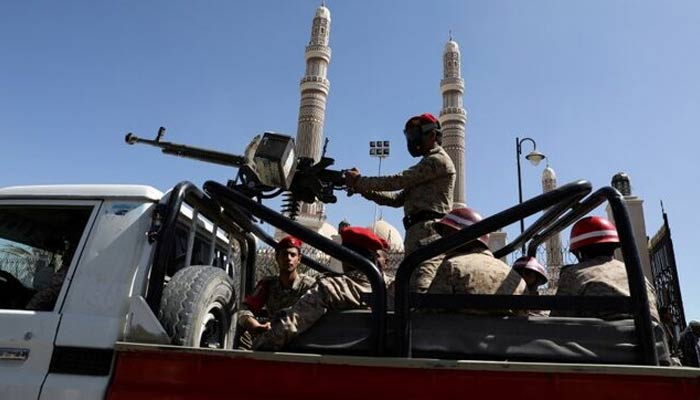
[427,207,526,314]
[551,216,659,321]
[512,256,549,316]
[25,242,76,311]
[236,236,317,348]
[253,226,388,351]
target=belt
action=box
[402,210,445,230]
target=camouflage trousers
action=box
[404,220,444,294]
[253,275,371,351]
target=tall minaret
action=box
[542,166,563,293]
[296,4,332,162]
[292,4,333,232]
[439,36,467,208]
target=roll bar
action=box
[203,181,387,356]
[146,181,252,313]
[394,180,658,365]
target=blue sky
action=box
[2,1,699,320]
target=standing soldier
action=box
[253,226,388,351]
[345,113,455,293]
[551,216,659,321]
[427,207,526,315]
[237,236,316,348]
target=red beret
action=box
[340,227,388,252]
[276,235,302,251]
[418,112,439,124]
[405,112,441,130]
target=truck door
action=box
[0,200,100,399]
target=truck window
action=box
[0,205,92,311]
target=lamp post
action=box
[369,140,390,223]
[516,137,546,253]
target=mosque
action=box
[283,4,563,277]
[265,4,682,325]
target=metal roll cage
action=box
[146,179,657,364]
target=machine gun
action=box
[125,127,347,219]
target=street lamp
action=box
[369,140,390,223]
[516,137,546,252]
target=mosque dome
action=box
[317,221,338,239]
[367,219,404,251]
[444,40,460,54]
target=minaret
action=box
[439,36,467,208]
[542,166,563,293]
[296,4,331,162]
[286,4,334,236]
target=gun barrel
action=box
[125,133,247,168]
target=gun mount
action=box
[125,127,346,219]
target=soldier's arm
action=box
[253,276,368,351]
[237,280,271,327]
[360,190,406,207]
[353,154,451,192]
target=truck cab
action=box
[0,183,241,399]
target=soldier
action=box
[512,256,548,316]
[512,256,548,295]
[236,236,316,348]
[427,207,526,314]
[659,306,680,359]
[253,226,388,351]
[25,243,75,311]
[679,320,700,367]
[551,216,660,321]
[345,113,455,293]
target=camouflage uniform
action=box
[551,256,660,321]
[428,249,526,315]
[238,273,317,323]
[354,146,455,292]
[25,267,66,311]
[237,273,316,349]
[253,270,374,351]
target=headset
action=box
[403,114,442,157]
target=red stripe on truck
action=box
[108,348,700,400]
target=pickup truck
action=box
[1,136,698,399]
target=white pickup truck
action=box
[1,131,698,399]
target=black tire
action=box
[158,265,237,349]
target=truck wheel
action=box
[159,266,237,349]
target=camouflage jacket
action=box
[551,256,659,321]
[428,249,526,296]
[355,145,455,217]
[253,270,380,351]
[237,273,316,325]
[26,267,66,311]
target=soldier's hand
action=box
[345,168,361,188]
[251,322,271,334]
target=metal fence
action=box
[649,208,686,337]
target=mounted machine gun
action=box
[125,127,347,219]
